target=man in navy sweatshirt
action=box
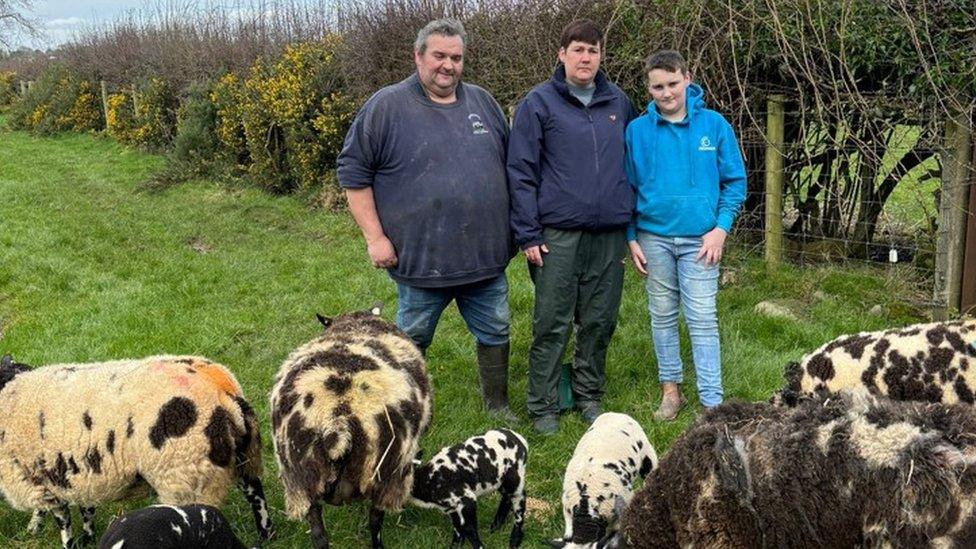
[507,19,637,434]
[337,19,516,421]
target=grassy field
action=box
[0,122,929,548]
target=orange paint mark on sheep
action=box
[195,363,240,396]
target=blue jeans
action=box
[637,232,722,407]
[396,274,510,351]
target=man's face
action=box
[647,68,691,119]
[558,40,601,87]
[414,34,464,101]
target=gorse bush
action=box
[7,65,102,134]
[172,81,220,169]
[211,72,249,166]
[237,36,353,193]
[106,91,138,144]
[133,77,178,150]
[0,71,16,106]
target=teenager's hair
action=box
[415,18,467,54]
[644,50,688,74]
[559,19,602,49]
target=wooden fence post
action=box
[100,80,110,128]
[131,85,139,117]
[934,111,973,318]
[27,80,34,92]
[764,94,785,271]
[19,80,26,96]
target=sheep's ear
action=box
[548,539,568,548]
[315,313,332,329]
[369,301,384,316]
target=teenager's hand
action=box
[367,235,398,268]
[628,240,648,276]
[697,227,727,266]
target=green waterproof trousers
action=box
[526,227,627,419]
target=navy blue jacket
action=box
[507,66,638,249]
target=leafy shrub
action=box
[172,81,220,168]
[210,72,249,166]
[132,77,178,149]
[0,71,16,106]
[106,91,137,143]
[7,65,102,133]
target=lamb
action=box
[550,413,657,548]
[270,306,433,549]
[97,504,250,549]
[614,390,976,548]
[775,318,976,406]
[410,428,528,548]
[0,354,270,548]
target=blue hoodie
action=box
[625,83,747,239]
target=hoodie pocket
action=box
[640,195,716,235]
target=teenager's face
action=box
[559,40,601,87]
[648,68,691,119]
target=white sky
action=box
[12,1,149,50]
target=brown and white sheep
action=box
[0,354,270,548]
[270,307,432,549]
[612,390,976,548]
[776,318,976,406]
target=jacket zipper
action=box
[586,107,600,225]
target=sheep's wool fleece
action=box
[0,356,259,511]
[270,312,432,518]
[784,318,976,404]
[562,413,656,529]
[618,391,976,548]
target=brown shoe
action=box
[653,393,687,422]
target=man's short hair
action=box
[644,50,688,75]
[559,19,602,49]
[414,18,467,54]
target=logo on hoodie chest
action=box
[468,113,489,135]
[698,136,716,152]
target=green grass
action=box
[0,126,928,547]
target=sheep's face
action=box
[0,354,30,392]
[315,301,386,332]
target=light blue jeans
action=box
[637,232,722,407]
[396,274,510,351]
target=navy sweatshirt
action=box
[337,74,513,288]
[507,66,638,249]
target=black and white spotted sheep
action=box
[410,428,528,549]
[97,504,250,549]
[0,354,270,549]
[613,389,976,548]
[270,307,433,549]
[551,413,657,548]
[776,318,976,407]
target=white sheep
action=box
[270,307,433,549]
[410,428,528,548]
[551,413,657,548]
[0,354,270,548]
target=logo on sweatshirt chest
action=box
[468,113,489,135]
[698,136,716,152]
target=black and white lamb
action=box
[775,318,976,406]
[551,412,657,548]
[614,390,976,548]
[0,354,270,548]
[97,504,250,549]
[410,428,528,548]
[270,307,433,549]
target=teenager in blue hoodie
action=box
[625,50,747,421]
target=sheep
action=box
[550,413,657,549]
[775,318,976,407]
[270,306,433,549]
[0,354,270,548]
[410,428,528,548]
[97,504,250,549]
[613,390,976,548]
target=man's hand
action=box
[628,240,648,275]
[524,244,549,267]
[367,235,398,268]
[696,227,727,266]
